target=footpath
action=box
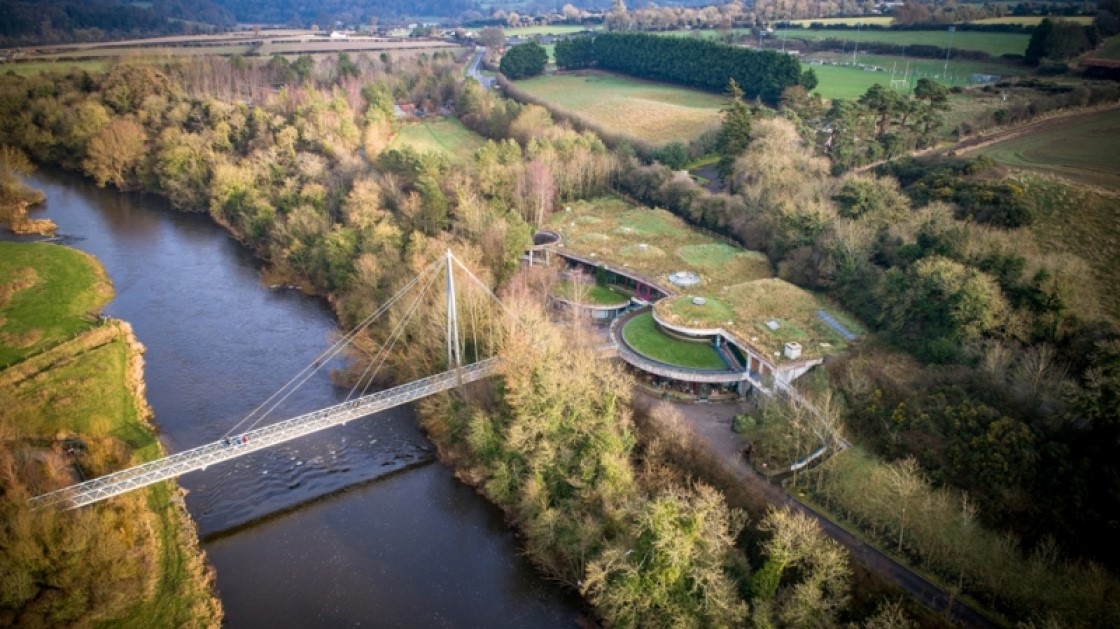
[655,393,996,628]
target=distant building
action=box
[329,31,348,40]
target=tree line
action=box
[0,0,233,45]
[554,32,815,105]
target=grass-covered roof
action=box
[550,197,863,361]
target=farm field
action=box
[388,117,486,164]
[1092,35,1120,60]
[782,28,1031,57]
[31,44,255,59]
[504,25,596,36]
[513,71,724,144]
[979,108,1120,190]
[973,15,1093,25]
[260,39,458,55]
[789,17,894,26]
[0,59,111,75]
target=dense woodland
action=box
[0,0,234,45]
[214,0,476,25]
[555,32,814,104]
[3,29,1120,622]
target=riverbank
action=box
[0,241,221,627]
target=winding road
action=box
[467,47,496,90]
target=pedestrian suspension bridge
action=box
[32,251,503,510]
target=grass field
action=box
[622,311,727,370]
[808,64,910,99]
[809,50,1027,80]
[0,242,113,366]
[973,15,1093,25]
[389,117,486,163]
[980,108,1120,190]
[0,60,112,75]
[789,17,894,27]
[784,28,1031,57]
[504,25,595,36]
[514,71,724,144]
[1093,35,1120,60]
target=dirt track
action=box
[854,101,1120,173]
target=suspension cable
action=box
[236,259,445,435]
[346,255,445,402]
[222,257,442,438]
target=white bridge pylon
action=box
[32,250,500,510]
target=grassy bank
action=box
[0,242,112,367]
[0,242,220,627]
[622,311,726,370]
[1021,176,1120,320]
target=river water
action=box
[21,169,581,627]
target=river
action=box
[20,168,582,627]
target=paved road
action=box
[467,47,496,90]
[657,394,997,628]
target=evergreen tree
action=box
[716,80,753,181]
[499,42,548,80]
[554,36,596,70]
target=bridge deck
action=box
[32,359,499,510]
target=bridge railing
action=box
[32,359,500,510]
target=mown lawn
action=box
[622,311,726,370]
[784,28,1031,57]
[808,50,1027,80]
[557,280,630,306]
[809,64,907,100]
[0,242,113,366]
[514,71,724,144]
[389,117,486,164]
